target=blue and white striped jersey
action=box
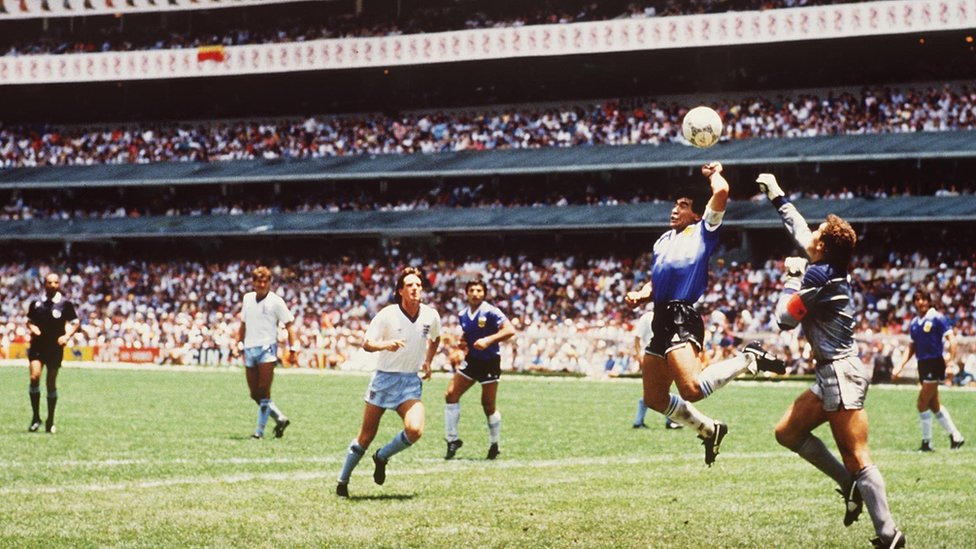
[651,217,721,304]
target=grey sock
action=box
[856,464,898,541]
[792,434,851,487]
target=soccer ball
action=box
[682,106,723,148]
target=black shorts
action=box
[459,356,502,384]
[917,357,947,384]
[646,301,704,359]
[28,346,64,369]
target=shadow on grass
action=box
[346,493,416,501]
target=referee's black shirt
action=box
[27,293,78,349]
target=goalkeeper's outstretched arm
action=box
[756,173,813,254]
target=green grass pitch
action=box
[0,365,973,548]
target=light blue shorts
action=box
[243,344,279,368]
[365,371,423,410]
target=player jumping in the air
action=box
[625,162,785,466]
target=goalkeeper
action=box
[757,174,905,549]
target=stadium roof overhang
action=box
[2,132,975,189]
[1,196,974,242]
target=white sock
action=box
[664,394,715,437]
[920,410,933,442]
[487,411,501,444]
[935,407,963,440]
[267,399,286,421]
[698,355,750,397]
[445,402,461,442]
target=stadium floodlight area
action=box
[0,0,322,19]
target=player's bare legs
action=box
[480,381,498,416]
[667,343,707,402]
[917,382,940,414]
[445,374,476,404]
[355,402,386,449]
[397,399,426,443]
[640,353,674,414]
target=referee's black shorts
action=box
[646,301,704,359]
[28,345,64,369]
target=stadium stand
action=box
[1,0,974,380]
[2,83,976,168]
[1,1,878,54]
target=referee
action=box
[26,273,79,434]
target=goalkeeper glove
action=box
[756,173,785,201]
[783,256,808,291]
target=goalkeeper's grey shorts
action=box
[811,356,869,412]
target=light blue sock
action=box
[338,441,366,484]
[376,430,413,461]
[256,398,271,436]
[633,398,648,426]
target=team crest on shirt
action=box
[478,316,487,328]
[52,309,61,319]
[422,324,431,337]
[923,321,932,333]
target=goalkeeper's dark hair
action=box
[673,185,711,216]
[820,214,857,269]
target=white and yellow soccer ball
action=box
[681,106,723,148]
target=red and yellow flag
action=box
[197,45,226,63]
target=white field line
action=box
[1,360,961,392]
[0,449,948,496]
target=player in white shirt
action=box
[236,266,298,440]
[336,267,442,498]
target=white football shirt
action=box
[365,303,441,373]
[635,310,654,349]
[241,291,295,348]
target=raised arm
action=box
[702,161,729,214]
[756,173,813,253]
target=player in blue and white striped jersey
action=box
[625,162,785,467]
[893,286,964,451]
[758,173,905,549]
[444,278,516,460]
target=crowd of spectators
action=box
[2,84,975,168]
[1,245,973,378]
[1,1,875,57]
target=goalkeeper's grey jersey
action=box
[776,201,859,364]
[794,263,859,364]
